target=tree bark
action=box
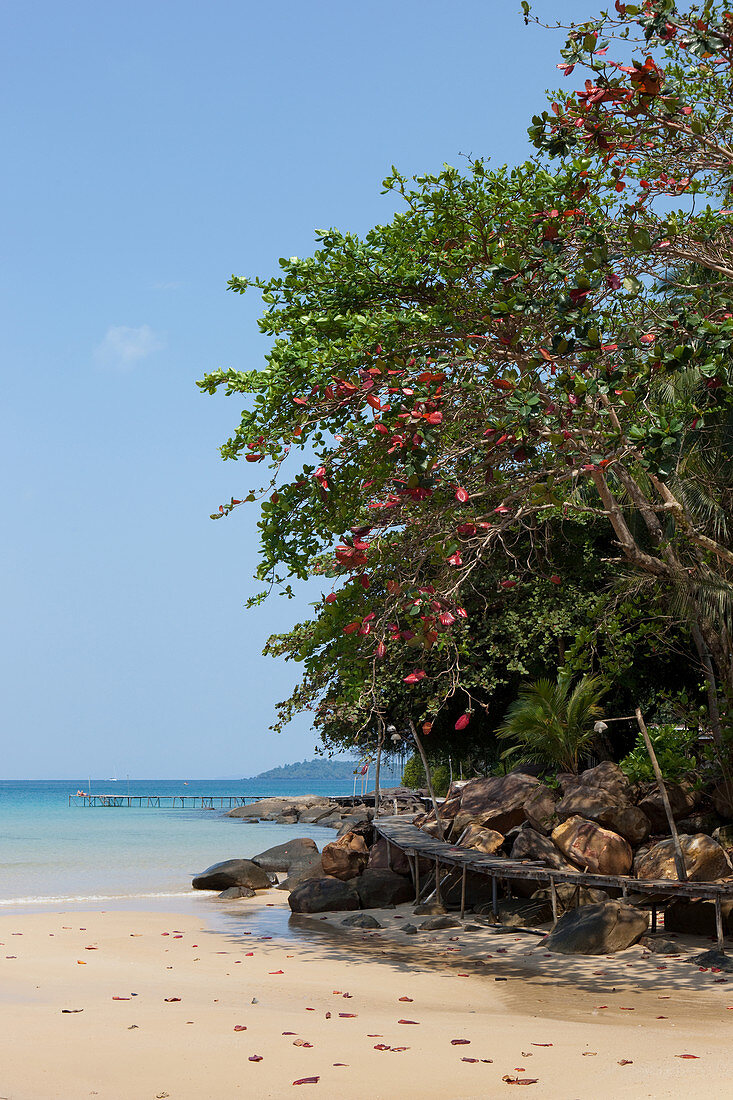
[408,719,444,840]
[635,708,687,881]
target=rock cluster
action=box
[411,762,733,899]
[225,790,423,830]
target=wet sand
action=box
[1,894,731,1098]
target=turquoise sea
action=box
[0,776,399,917]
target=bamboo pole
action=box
[635,708,687,882]
[373,719,384,821]
[408,719,444,840]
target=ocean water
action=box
[0,776,397,916]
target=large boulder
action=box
[556,788,651,846]
[532,883,609,913]
[251,838,320,873]
[227,797,304,820]
[192,858,273,891]
[218,885,256,900]
[664,897,733,937]
[367,837,412,877]
[638,783,695,832]
[510,827,575,871]
[299,803,341,824]
[276,854,325,892]
[634,834,733,882]
[578,761,631,800]
[355,869,414,908]
[543,901,648,954]
[451,773,539,836]
[523,785,560,836]
[457,824,505,855]
[552,816,633,875]
[321,832,369,881]
[288,876,360,913]
[495,898,554,927]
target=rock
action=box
[367,837,412,877]
[336,815,371,837]
[634,834,732,882]
[556,788,651,846]
[552,816,633,875]
[663,897,733,937]
[299,803,340,824]
[217,886,256,900]
[457,824,505,855]
[414,900,446,916]
[402,923,418,934]
[557,772,581,796]
[341,913,382,929]
[288,876,360,913]
[689,948,733,972]
[317,812,347,830]
[640,935,684,955]
[543,901,648,955]
[274,813,299,824]
[494,898,554,927]
[711,780,733,820]
[192,859,273,891]
[531,883,609,913]
[578,760,631,800]
[508,762,545,777]
[419,915,462,930]
[321,832,369,881]
[355,869,413,908]
[638,783,694,832]
[677,812,724,836]
[452,773,539,836]
[251,838,319,873]
[276,854,326,891]
[510,827,575,871]
[713,824,733,853]
[523,785,560,835]
[421,820,445,839]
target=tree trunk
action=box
[408,719,444,840]
[373,719,384,820]
[635,708,687,881]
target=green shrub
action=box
[431,764,450,797]
[619,724,699,785]
[401,754,426,789]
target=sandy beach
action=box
[1,895,731,1099]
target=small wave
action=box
[0,891,196,906]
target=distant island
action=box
[242,758,363,782]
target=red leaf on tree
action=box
[550,575,562,585]
[500,579,517,589]
[455,714,471,730]
[404,670,426,684]
[456,487,469,503]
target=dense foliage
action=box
[201,0,733,772]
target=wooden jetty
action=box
[373,815,733,948]
[68,793,266,809]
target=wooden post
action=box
[715,894,724,949]
[374,719,384,821]
[460,865,467,920]
[414,856,420,904]
[408,719,444,839]
[386,840,392,871]
[550,877,558,924]
[492,876,498,918]
[635,708,687,881]
[435,858,441,906]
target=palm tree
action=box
[497,674,607,775]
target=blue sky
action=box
[3,0,592,778]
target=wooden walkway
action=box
[373,815,733,947]
[69,793,273,809]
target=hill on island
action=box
[243,758,364,782]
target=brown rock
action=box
[552,816,633,875]
[557,788,650,845]
[288,876,360,913]
[320,832,369,881]
[355,869,413,908]
[543,901,648,954]
[454,773,539,834]
[456,824,504,855]
[557,772,582,796]
[523,785,560,835]
[634,834,732,882]
[579,761,631,800]
[192,859,273,891]
[251,838,319,873]
[367,837,412,876]
[712,780,733,820]
[638,782,694,832]
[510,827,575,871]
[495,898,554,927]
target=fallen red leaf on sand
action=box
[656,1016,668,1020]
[531,1043,552,1047]
[398,1019,420,1024]
[112,997,130,1001]
[617,1060,633,1066]
[502,1077,538,1085]
[249,1055,263,1062]
[595,1006,608,1010]
[339,1013,357,1018]
[269,970,284,975]
[245,952,254,957]
[293,1040,313,1048]
[233,1025,247,1032]
[462,1058,479,1063]
[374,1044,391,1051]
[84,946,98,950]
[325,1012,331,1019]
[581,1052,597,1057]
[305,1008,315,1012]
[391,1047,409,1052]
[164,997,181,1002]
[676,1054,700,1059]
[333,1063,348,1067]
[398,997,413,1002]
[619,1007,634,1011]
[451,1039,471,1045]
[283,1032,296,1035]
[293,1077,320,1085]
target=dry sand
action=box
[1,894,731,1099]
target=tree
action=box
[200,0,733,766]
[497,673,608,775]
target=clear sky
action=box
[3,0,592,778]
